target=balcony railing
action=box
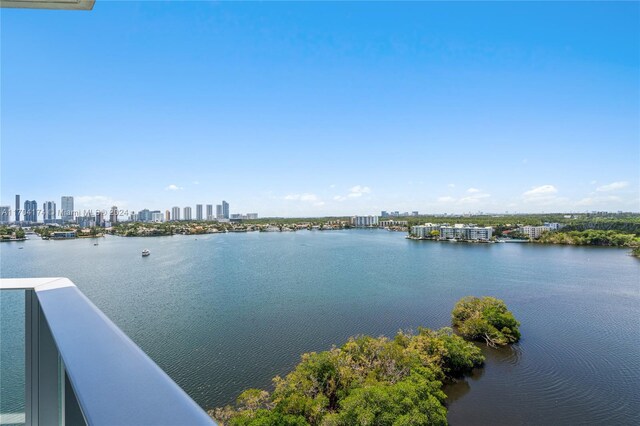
[0,277,215,426]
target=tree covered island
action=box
[211,297,520,425]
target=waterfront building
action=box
[381,211,389,218]
[165,210,171,222]
[206,204,213,220]
[351,215,379,227]
[51,231,77,239]
[222,201,229,219]
[246,213,258,220]
[15,194,20,223]
[130,212,138,222]
[171,206,181,221]
[216,204,222,219]
[380,220,408,228]
[196,204,203,221]
[24,200,38,223]
[411,223,443,238]
[521,225,550,239]
[43,201,57,223]
[0,206,9,224]
[439,224,493,241]
[61,196,74,222]
[110,206,119,224]
[183,206,192,221]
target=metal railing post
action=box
[25,290,62,426]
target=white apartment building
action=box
[520,225,550,239]
[411,223,442,238]
[440,224,493,241]
[351,215,379,227]
[151,212,164,222]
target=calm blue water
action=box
[1,230,639,424]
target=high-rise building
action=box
[24,200,38,223]
[183,206,192,221]
[95,210,104,227]
[43,201,57,223]
[222,200,229,219]
[138,209,151,222]
[206,204,213,221]
[165,210,171,222]
[110,206,119,224]
[216,204,222,219]
[61,196,74,222]
[196,204,203,221]
[0,206,10,224]
[15,194,20,222]
[151,211,163,222]
[171,206,181,221]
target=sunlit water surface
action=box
[1,230,638,424]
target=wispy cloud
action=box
[522,185,562,206]
[596,181,628,192]
[467,187,481,193]
[165,184,183,191]
[333,185,372,202]
[284,193,324,206]
[447,183,456,188]
[459,191,490,204]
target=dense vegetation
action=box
[212,298,520,425]
[451,297,520,347]
[536,230,640,248]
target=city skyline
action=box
[1,2,638,216]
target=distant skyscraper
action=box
[171,206,181,221]
[0,206,10,224]
[95,210,104,227]
[43,201,57,223]
[216,204,222,219]
[222,200,229,219]
[61,196,74,222]
[196,204,203,221]
[206,204,213,220]
[184,206,192,221]
[24,200,38,223]
[138,209,151,222]
[110,206,118,224]
[165,210,171,222]
[15,194,20,222]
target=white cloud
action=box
[596,181,629,192]
[523,185,557,197]
[447,183,456,188]
[332,185,372,201]
[165,184,183,191]
[284,193,319,202]
[192,180,200,185]
[576,195,622,206]
[467,187,481,193]
[522,185,563,206]
[458,192,490,204]
[347,185,371,198]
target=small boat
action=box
[94,243,99,246]
[142,249,150,257]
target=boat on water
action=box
[142,249,150,257]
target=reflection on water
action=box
[1,231,639,424]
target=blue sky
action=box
[1,1,638,217]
